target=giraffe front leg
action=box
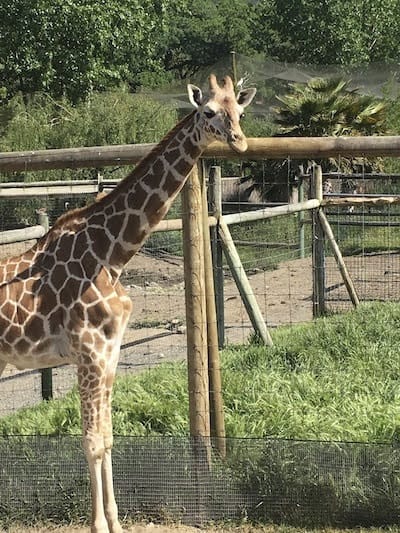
[102,434,122,533]
[84,432,110,533]
[78,364,110,533]
[101,365,122,533]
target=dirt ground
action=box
[0,525,283,533]
[1,524,397,533]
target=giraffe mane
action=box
[105,109,197,200]
[44,110,197,237]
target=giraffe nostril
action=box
[229,132,241,143]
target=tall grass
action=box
[1,302,400,443]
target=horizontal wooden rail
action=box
[0,180,99,198]
[223,199,321,225]
[0,225,45,245]
[323,195,400,206]
[2,136,400,172]
[0,179,120,198]
[156,199,320,232]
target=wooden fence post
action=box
[218,218,273,346]
[208,166,225,348]
[200,165,226,458]
[36,208,49,233]
[318,210,360,308]
[181,165,210,442]
[311,165,326,317]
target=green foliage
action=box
[160,0,254,78]
[0,0,176,101]
[0,89,178,227]
[0,89,177,152]
[253,0,400,66]
[2,302,400,444]
[2,0,400,103]
[330,214,400,256]
[274,78,387,138]
[229,214,305,271]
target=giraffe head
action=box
[187,74,256,153]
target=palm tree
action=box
[249,77,388,202]
[274,77,386,138]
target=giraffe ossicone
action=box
[0,74,256,533]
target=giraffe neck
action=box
[84,110,208,273]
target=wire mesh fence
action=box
[2,162,400,413]
[322,171,400,312]
[1,435,400,528]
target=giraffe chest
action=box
[0,270,131,371]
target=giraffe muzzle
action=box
[228,135,248,154]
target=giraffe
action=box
[0,74,256,533]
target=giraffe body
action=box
[0,75,256,533]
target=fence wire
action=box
[0,436,399,528]
[323,172,400,311]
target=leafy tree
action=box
[253,0,400,66]
[274,78,387,138]
[0,0,175,101]
[160,0,254,78]
[0,88,178,227]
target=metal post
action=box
[40,368,53,401]
[36,208,53,400]
[311,165,326,317]
[298,175,305,259]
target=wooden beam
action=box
[206,136,400,159]
[222,199,320,225]
[323,196,400,206]
[2,135,400,172]
[0,144,153,172]
[201,167,226,458]
[0,225,45,245]
[218,218,273,346]
[208,166,225,348]
[181,166,210,440]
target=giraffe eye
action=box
[204,109,215,119]
[240,112,245,119]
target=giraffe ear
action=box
[187,84,203,108]
[237,88,257,108]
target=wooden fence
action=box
[2,136,400,453]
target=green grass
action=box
[2,301,400,443]
[331,219,400,256]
